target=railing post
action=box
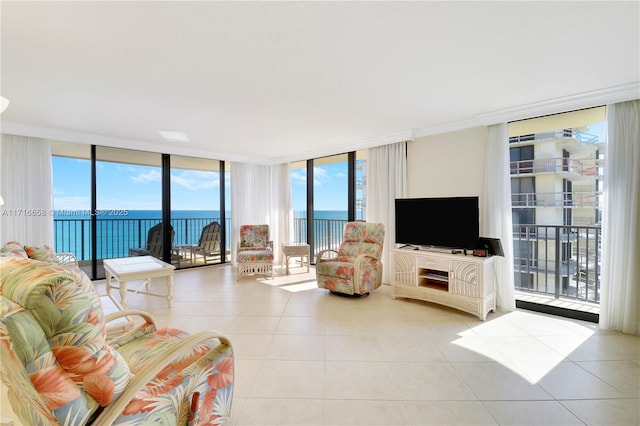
[554,226,561,299]
[81,220,85,261]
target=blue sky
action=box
[52,158,349,212]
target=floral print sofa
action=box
[0,241,234,425]
[316,222,385,296]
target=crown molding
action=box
[475,82,640,125]
[269,129,416,165]
[412,82,640,139]
[413,118,480,139]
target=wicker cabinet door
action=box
[449,261,480,298]
[394,253,416,286]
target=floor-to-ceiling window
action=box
[290,160,308,244]
[290,151,366,263]
[223,162,231,258]
[170,155,224,268]
[95,146,163,279]
[313,154,350,259]
[52,142,92,276]
[508,106,605,317]
[355,151,367,220]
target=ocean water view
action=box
[53,210,348,260]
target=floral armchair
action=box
[316,222,385,296]
[0,241,234,425]
[236,224,274,279]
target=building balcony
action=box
[512,191,602,209]
[510,157,601,178]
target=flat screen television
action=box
[395,196,480,250]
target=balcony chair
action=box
[316,221,385,296]
[237,224,274,279]
[129,222,183,265]
[192,221,222,264]
[0,243,234,425]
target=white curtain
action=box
[269,163,293,264]
[482,124,516,312]
[365,141,407,284]
[0,134,54,246]
[600,100,640,335]
[230,162,291,265]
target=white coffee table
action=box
[104,256,175,308]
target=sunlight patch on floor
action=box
[278,281,320,292]
[452,311,595,384]
[257,269,318,292]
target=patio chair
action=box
[0,254,234,425]
[192,221,222,264]
[237,224,274,279]
[129,222,183,265]
[316,221,385,296]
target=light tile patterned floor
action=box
[2,264,638,425]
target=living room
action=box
[1,2,639,425]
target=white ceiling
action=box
[1,1,639,164]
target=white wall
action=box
[407,126,488,200]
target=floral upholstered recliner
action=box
[236,224,274,279]
[316,222,385,296]
[0,241,234,425]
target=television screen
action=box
[395,196,480,249]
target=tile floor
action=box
[1,264,639,425]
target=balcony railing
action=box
[512,191,602,208]
[53,216,347,263]
[54,217,231,262]
[510,158,599,176]
[509,128,601,145]
[513,223,601,304]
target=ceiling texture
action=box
[1,1,639,164]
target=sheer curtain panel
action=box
[230,162,292,265]
[0,134,54,246]
[600,100,640,335]
[269,163,293,262]
[365,141,407,284]
[482,124,516,312]
[230,162,271,264]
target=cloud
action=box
[171,170,220,191]
[291,170,307,184]
[131,169,162,184]
[313,166,330,186]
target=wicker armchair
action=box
[237,224,274,279]
[316,221,385,296]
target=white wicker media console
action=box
[391,248,496,320]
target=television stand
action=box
[391,248,496,320]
